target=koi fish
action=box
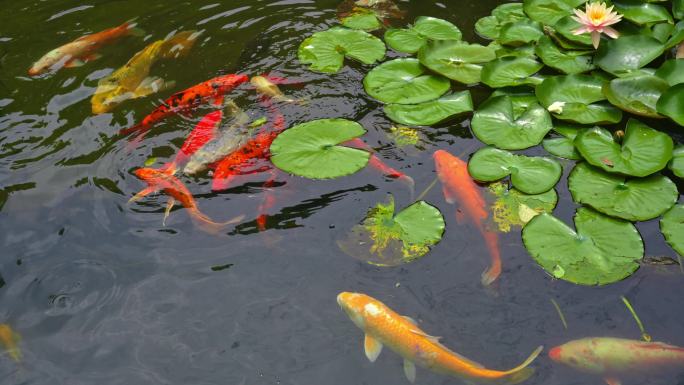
[0,324,21,362]
[130,167,243,233]
[337,292,542,384]
[120,73,249,142]
[256,170,278,231]
[29,20,143,76]
[345,138,415,194]
[91,30,201,114]
[549,337,684,385]
[433,149,501,285]
[250,75,298,104]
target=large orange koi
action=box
[433,149,501,285]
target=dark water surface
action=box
[1,1,683,384]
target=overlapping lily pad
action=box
[498,19,544,46]
[488,182,558,233]
[468,147,562,194]
[383,91,473,126]
[471,95,553,150]
[568,163,678,221]
[337,195,445,266]
[522,207,644,286]
[522,0,585,25]
[270,118,370,179]
[418,40,496,84]
[385,16,462,54]
[603,75,669,118]
[535,36,595,75]
[670,146,684,178]
[656,83,684,126]
[553,15,593,47]
[341,10,382,31]
[475,3,526,40]
[481,56,544,88]
[542,124,584,160]
[660,205,684,257]
[595,35,664,75]
[298,27,386,73]
[363,58,450,104]
[574,119,674,177]
[655,59,684,86]
[612,0,673,25]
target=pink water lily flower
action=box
[572,2,622,49]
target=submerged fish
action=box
[250,75,298,104]
[29,20,142,76]
[433,149,501,285]
[0,324,21,362]
[91,30,201,114]
[549,337,684,385]
[345,138,415,194]
[337,292,542,384]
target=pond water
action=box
[1,0,683,384]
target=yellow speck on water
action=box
[0,324,21,362]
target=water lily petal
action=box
[603,26,619,39]
[591,31,601,49]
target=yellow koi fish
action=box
[91,30,201,114]
[0,324,21,362]
[337,292,542,384]
[250,75,299,104]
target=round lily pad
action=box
[488,182,558,233]
[660,205,684,257]
[603,75,669,118]
[656,83,684,126]
[670,146,684,178]
[574,119,674,177]
[337,194,445,266]
[418,40,496,85]
[568,162,678,221]
[298,27,386,73]
[468,146,562,194]
[613,0,673,25]
[655,59,684,86]
[535,36,595,75]
[536,74,623,124]
[498,19,544,46]
[523,207,644,286]
[481,56,544,88]
[475,3,526,40]
[363,58,450,104]
[489,87,539,117]
[383,91,473,126]
[341,11,382,31]
[385,16,462,54]
[523,0,585,26]
[542,124,584,160]
[471,95,553,150]
[595,35,664,76]
[270,118,371,179]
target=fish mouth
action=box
[548,346,561,361]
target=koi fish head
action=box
[28,49,69,76]
[133,167,175,189]
[548,340,606,374]
[337,292,380,330]
[433,149,468,174]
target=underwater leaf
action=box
[270,118,370,179]
[542,124,584,160]
[655,59,684,86]
[337,195,445,266]
[656,83,684,126]
[535,36,595,75]
[471,95,553,150]
[298,27,386,73]
[602,75,669,118]
[498,19,544,46]
[468,146,563,194]
[595,35,664,76]
[418,40,496,84]
[523,0,586,26]
[341,11,382,31]
[385,16,462,54]
[660,205,684,257]
[363,58,451,104]
[574,120,674,177]
[612,0,673,25]
[669,145,684,178]
[488,182,558,233]
[568,162,678,221]
[383,91,473,126]
[481,56,544,88]
[523,207,644,286]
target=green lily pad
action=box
[603,75,669,118]
[489,87,539,117]
[656,83,684,126]
[675,0,684,19]
[383,91,473,126]
[595,35,664,76]
[536,74,623,124]
[523,0,585,26]
[363,58,451,104]
[337,195,445,266]
[468,146,562,194]
[613,0,673,25]
[661,205,684,257]
[488,182,558,233]
[489,42,537,58]
[522,207,644,286]
[471,95,553,150]
[542,124,584,160]
[536,36,595,75]
[664,21,684,49]
[651,22,675,44]
[498,19,544,46]
[476,3,527,40]
[418,40,497,85]
[670,145,684,178]
[568,162,678,221]
[481,56,544,88]
[385,16,462,54]
[341,10,382,31]
[575,119,674,177]
[554,15,594,47]
[298,27,386,73]
[270,118,370,179]
[655,59,684,86]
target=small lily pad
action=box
[523,0,585,26]
[568,162,678,221]
[498,19,544,46]
[660,205,684,257]
[542,124,584,160]
[468,146,562,194]
[656,83,684,126]
[488,182,558,233]
[471,95,553,150]
[670,146,684,178]
[363,58,451,104]
[385,16,462,54]
[595,35,664,76]
[341,10,382,31]
[337,195,445,266]
[535,36,595,75]
[481,56,544,88]
[603,75,669,118]
[522,207,644,286]
[270,118,370,179]
[655,59,684,86]
[475,3,526,40]
[298,27,386,73]
[383,91,473,126]
[418,40,497,85]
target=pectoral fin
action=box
[364,334,383,362]
[402,316,418,325]
[163,197,176,226]
[605,378,622,385]
[403,359,416,383]
[64,58,85,68]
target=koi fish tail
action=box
[494,346,544,385]
[188,207,244,235]
[480,229,502,286]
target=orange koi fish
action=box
[131,167,243,233]
[433,149,501,285]
[345,138,415,193]
[29,20,142,76]
[0,324,21,362]
[337,292,542,384]
[121,73,249,143]
[550,337,684,385]
[256,170,278,231]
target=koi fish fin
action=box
[189,208,244,234]
[133,77,169,98]
[64,58,86,68]
[604,378,622,385]
[408,329,441,344]
[441,186,457,205]
[403,359,416,383]
[128,186,158,204]
[211,95,225,107]
[163,197,176,226]
[500,345,543,377]
[364,334,383,362]
[480,229,502,286]
[402,316,418,326]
